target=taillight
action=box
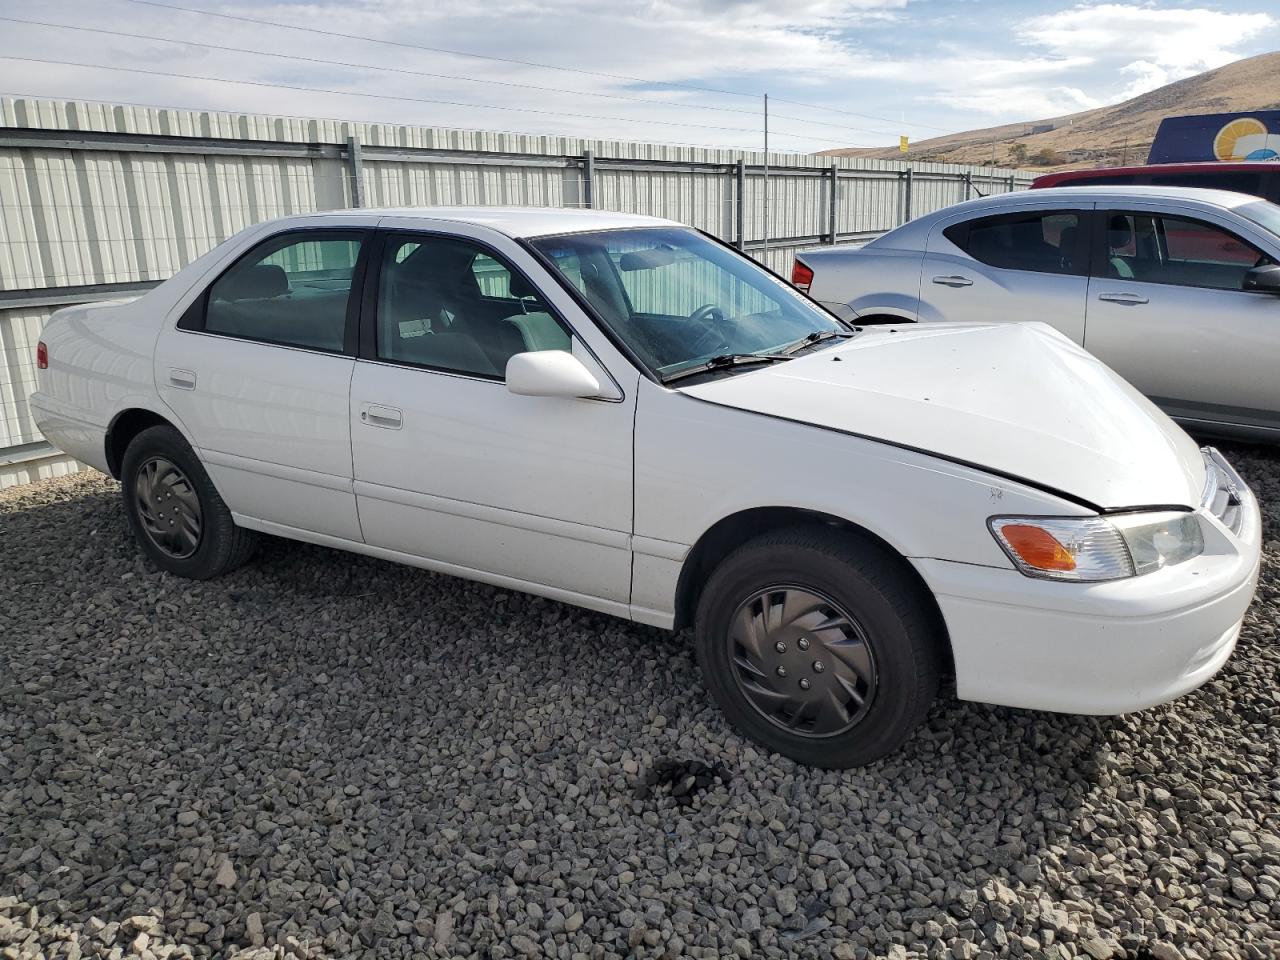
[792,261,814,292]
[36,341,48,369]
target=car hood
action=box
[679,322,1205,510]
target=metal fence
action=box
[0,96,1034,486]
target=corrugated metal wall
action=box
[0,95,1033,486]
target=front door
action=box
[348,226,636,609]
[154,228,369,541]
[920,205,1092,341]
[1085,208,1280,433]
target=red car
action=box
[1032,162,1280,203]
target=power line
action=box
[120,0,953,135]
[0,56,874,145]
[0,90,806,154]
[0,16,895,140]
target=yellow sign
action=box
[899,136,909,153]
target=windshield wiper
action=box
[778,329,858,356]
[661,352,793,384]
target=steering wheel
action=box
[687,303,729,356]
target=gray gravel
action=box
[2,446,1278,960]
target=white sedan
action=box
[31,207,1261,768]
[793,186,1280,441]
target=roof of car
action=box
[944,185,1261,213]
[303,206,681,238]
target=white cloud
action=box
[907,3,1278,121]
[0,0,1276,150]
[1019,3,1275,98]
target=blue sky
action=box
[0,1,1275,152]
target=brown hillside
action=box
[821,51,1280,170]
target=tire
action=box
[120,424,256,579]
[694,526,943,768]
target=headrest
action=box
[398,240,481,296]
[508,271,539,299]
[1108,215,1134,249]
[219,263,289,300]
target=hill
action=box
[821,51,1280,170]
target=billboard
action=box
[1148,112,1280,164]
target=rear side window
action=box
[945,211,1083,275]
[202,233,363,352]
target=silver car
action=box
[794,186,1280,441]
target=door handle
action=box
[932,275,973,287]
[1097,292,1149,305]
[360,403,403,429]
[168,368,197,390]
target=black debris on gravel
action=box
[634,758,732,806]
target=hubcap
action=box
[727,587,877,738]
[133,456,203,559]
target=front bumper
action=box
[915,467,1262,715]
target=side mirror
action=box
[505,350,602,398]
[1243,263,1280,294]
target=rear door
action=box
[1084,204,1280,433]
[920,204,1092,342]
[155,227,370,541]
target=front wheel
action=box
[694,527,944,768]
[121,424,256,579]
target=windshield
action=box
[1237,199,1280,239]
[529,227,844,379]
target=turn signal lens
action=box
[989,516,1134,581]
[36,341,48,369]
[990,512,1204,582]
[996,524,1076,571]
[792,260,814,292]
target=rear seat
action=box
[207,264,349,351]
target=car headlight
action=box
[989,511,1203,581]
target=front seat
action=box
[504,272,571,353]
[1107,216,1136,279]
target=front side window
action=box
[946,211,1082,275]
[530,227,843,379]
[375,234,571,379]
[1103,212,1270,290]
[204,233,362,352]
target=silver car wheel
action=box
[133,456,203,560]
[727,586,878,738]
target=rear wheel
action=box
[695,527,943,768]
[121,424,255,579]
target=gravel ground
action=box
[1,447,1278,960]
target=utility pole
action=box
[762,93,769,256]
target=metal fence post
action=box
[902,167,914,224]
[828,162,838,244]
[346,135,365,208]
[735,159,746,250]
[583,149,595,209]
